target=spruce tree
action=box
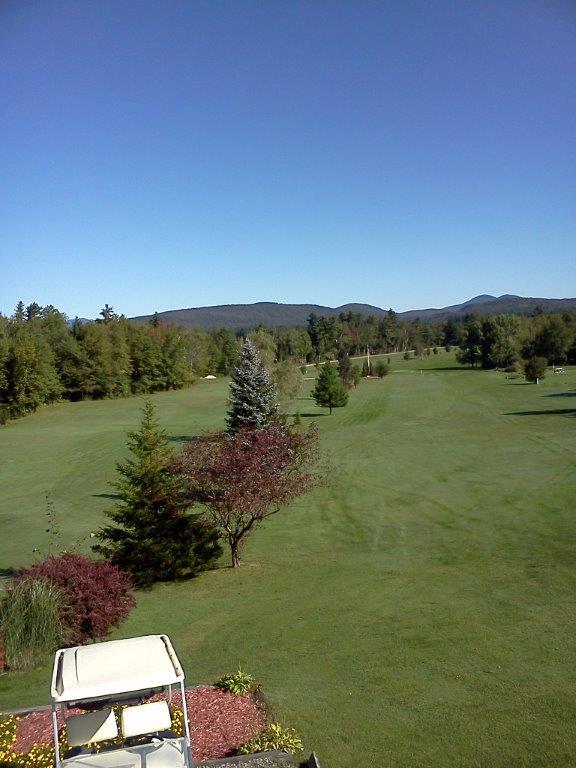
[337,348,352,388]
[312,362,349,414]
[226,338,279,433]
[94,400,221,586]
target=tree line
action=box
[2,300,575,423]
[0,302,242,422]
[305,307,576,366]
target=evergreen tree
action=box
[97,304,117,324]
[94,401,221,586]
[226,338,279,433]
[128,327,164,394]
[375,361,389,378]
[312,362,349,414]
[3,324,61,416]
[13,301,25,323]
[337,349,352,388]
[210,328,239,375]
[456,318,483,368]
[25,302,42,322]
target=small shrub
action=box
[216,667,255,695]
[433,347,438,355]
[238,723,303,755]
[0,579,64,670]
[17,553,135,644]
[445,344,452,352]
[375,362,389,378]
[403,351,411,360]
[524,356,547,384]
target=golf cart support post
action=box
[50,635,192,768]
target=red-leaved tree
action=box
[176,421,324,567]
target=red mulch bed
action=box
[12,687,266,763]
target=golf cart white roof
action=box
[51,635,184,704]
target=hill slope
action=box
[131,294,576,330]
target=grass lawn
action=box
[1,353,575,767]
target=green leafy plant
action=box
[215,667,255,695]
[524,356,547,383]
[375,361,389,378]
[237,722,303,754]
[0,579,64,670]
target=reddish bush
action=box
[17,553,135,644]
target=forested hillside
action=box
[131,295,576,330]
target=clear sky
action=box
[1,0,575,318]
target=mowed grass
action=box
[1,354,576,767]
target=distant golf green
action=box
[1,353,575,767]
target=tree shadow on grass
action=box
[505,408,576,417]
[169,434,221,444]
[299,412,327,417]
[0,566,15,579]
[168,435,194,443]
[545,390,576,398]
[92,492,120,500]
[423,366,469,372]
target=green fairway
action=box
[1,357,575,767]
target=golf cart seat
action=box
[66,709,118,747]
[121,701,172,738]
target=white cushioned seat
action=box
[66,709,118,746]
[121,701,172,738]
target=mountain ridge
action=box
[130,294,576,330]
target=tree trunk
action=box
[230,540,241,568]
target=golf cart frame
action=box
[50,635,193,768]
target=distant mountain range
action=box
[130,294,576,331]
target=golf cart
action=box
[50,635,193,768]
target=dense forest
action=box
[1,301,575,423]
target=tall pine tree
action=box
[226,338,279,433]
[94,400,221,586]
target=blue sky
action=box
[1,0,575,318]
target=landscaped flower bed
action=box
[2,686,266,765]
